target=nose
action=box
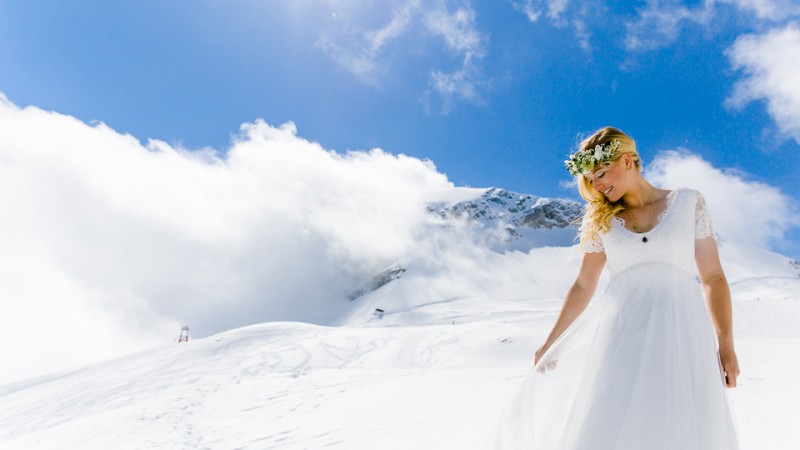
[594,181,606,192]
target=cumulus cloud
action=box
[645,149,800,248]
[0,95,459,384]
[619,4,800,144]
[3,94,799,385]
[726,23,800,144]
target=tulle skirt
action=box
[484,262,740,449]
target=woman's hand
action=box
[533,253,605,367]
[718,341,740,388]
[695,236,739,388]
[534,342,558,374]
[534,343,549,365]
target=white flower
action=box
[564,139,621,177]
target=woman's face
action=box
[583,156,630,202]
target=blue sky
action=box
[1,0,799,257]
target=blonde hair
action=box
[573,127,642,244]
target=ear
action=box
[620,153,633,170]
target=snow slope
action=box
[1,238,799,449]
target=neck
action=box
[620,178,658,208]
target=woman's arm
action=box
[695,236,740,388]
[535,251,606,365]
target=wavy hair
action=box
[572,127,642,245]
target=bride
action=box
[484,127,741,449]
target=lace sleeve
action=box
[695,191,716,241]
[579,213,605,253]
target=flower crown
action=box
[564,140,621,176]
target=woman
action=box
[484,127,741,449]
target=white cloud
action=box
[422,3,488,112]
[3,95,799,386]
[513,0,591,50]
[513,0,542,22]
[620,5,800,143]
[317,0,421,85]
[572,16,591,51]
[720,0,800,20]
[0,95,458,384]
[548,0,570,21]
[367,1,419,54]
[514,0,800,54]
[513,0,570,23]
[315,1,488,113]
[425,64,484,114]
[624,0,800,52]
[645,149,800,248]
[316,35,382,85]
[725,23,800,143]
[625,0,715,51]
[429,67,478,101]
[424,5,486,56]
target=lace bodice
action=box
[579,188,715,278]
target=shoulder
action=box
[670,187,702,202]
[673,188,713,217]
[670,186,694,195]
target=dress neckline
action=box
[613,189,678,235]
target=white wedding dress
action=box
[484,188,740,449]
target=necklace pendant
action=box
[642,236,648,243]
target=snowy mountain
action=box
[346,187,583,304]
[425,187,584,251]
[429,187,582,229]
[2,187,800,449]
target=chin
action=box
[604,189,620,202]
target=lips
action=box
[603,186,613,195]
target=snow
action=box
[1,240,799,449]
[2,94,798,448]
